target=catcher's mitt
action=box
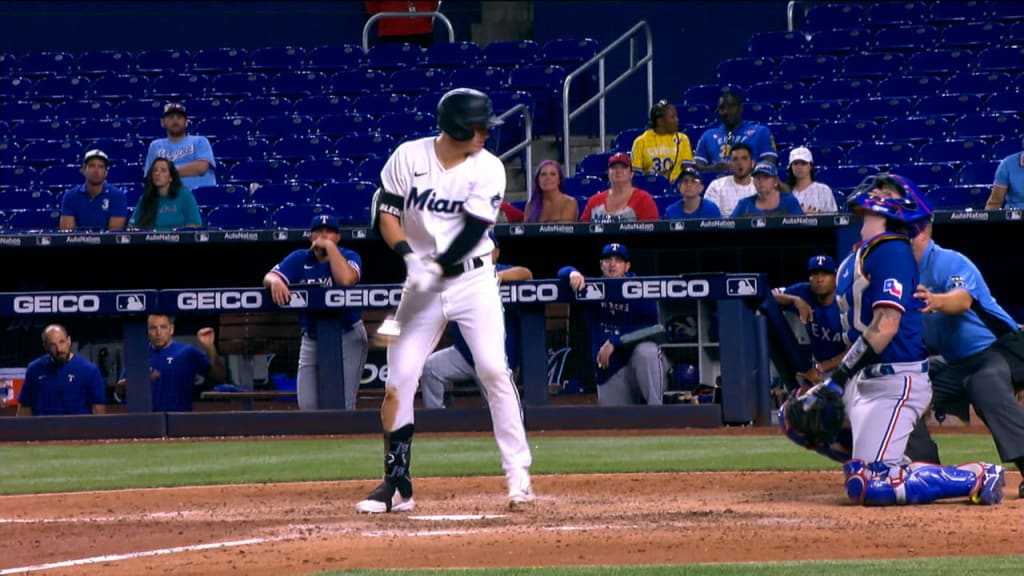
[779,383,845,447]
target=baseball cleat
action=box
[507,470,535,511]
[356,480,416,514]
[969,464,1005,505]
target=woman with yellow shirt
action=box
[630,99,694,182]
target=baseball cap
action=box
[752,161,777,177]
[309,214,341,231]
[675,165,701,184]
[162,102,187,117]
[608,152,632,168]
[601,242,630,261]
[807,255,836,274]
[82,149,109,167]
[788,146,813,166]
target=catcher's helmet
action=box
[437,88,503,141]
[846,174,933,237]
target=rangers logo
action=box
[883,278,904,298]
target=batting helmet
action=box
[437,88,503,141]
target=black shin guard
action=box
[384,424,414,497]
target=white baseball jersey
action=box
[380,136,501,260]
[792,181,838,213]
[704,175,755,217]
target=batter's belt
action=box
[861,360,929,379]
[442,255,490,277]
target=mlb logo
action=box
[117,234,132,244]
[751,218,767,228]
[286,291,309,308]
[833,215,850,226]
[589,224,604,233]
[670,221,685,231]
[576,282,606,301]
[195,232,210,242]
[116,294,146,312]
[36,236,51,246]
[273,231,288,241]
[1008,210,1022,221]
[726,277,758,296]
[353,229,367,239]
[510,225,525,235]
[883,278,904,298]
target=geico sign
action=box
[622,279,710,299]
[13,294,100,314]
[326,288,403,308]
[500,282,559,303]
[177,291,263,310]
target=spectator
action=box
[263,214,368,410]
[580,152,659,222]
[58,149,129,231]
[558,243,666,405]
[420,233,532,408]
[631,99,694,182]
[694,91,777,172]
[786,146,837,213]
[17,324,105,416]
[128,158,203,230]
[143,102,217,190]
[772,255,846,385]
[986,138,1023,209]
[703,142,755,216]
[524,160,579,223]
[117,314,225,412]
[365,1,439,47]
[731,162,804,218]
[663,166,722,220]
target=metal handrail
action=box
[561,21,653,174]
[496,103,533,197]
[361,11,455,52]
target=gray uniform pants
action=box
[596,341,666,406]
[420,346,488,408]
[298,321,368,410]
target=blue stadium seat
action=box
[940,21,1004,49]
[669,103,706,127]
[15,51,75,77]
[848,142,917,168]
[506,65,567,133]
[906,49,976,76]
[803,3,866,32]
[562,174,607,198]
[376,112,436,138]
[213,136,271,162]
[305,44,364,73]
[206,204,271,229]
[74,119,133,142]
[883,116,951,144]
[974,45,1024,72]
[952,114,1019,141]
[38,164,83,188]
[191,47,248,73]
[841,53,905,79]
[778,55,839,81]
[0,141,19,166]
[84,138,145,164]
[0,77,33,100]
[389,67,448,94]
[267,71,327,98]
[77,50,133,76]
[20,140,79,166]
[913,93,982,118]
[958,160,1001,186]
[0,190,54,211]
[91,75,149,101]
[992,1,1024,21]
[747,31,807,57]
[986,92,1022,114]
[874,76,945,99]
[315,180,377,214]
[480,40,540,68]
[354,93,412,117]
[810,120,879,147]
[12,119,71,141]
[816,165,877,190]
[866,1,929,27]
[255,115,315,139]
[207,72,268,99]
[993,138,1022,160]
[364,43,425,71]
[777,100,845,125]
[0,52,14,76]
[6,208,60,230]
[192,184,249,208]
[1009,21,1024,43]
[486,89,535,116]
[233,96,292,119]
[538,38,600,68]
[800,143,846,167]
[873,25,939,53]
[928,1,993,24]
[227,159,291,185]
[327,69,390,96]
[293,95,352,118]
[808,28,872,55]
[186,97,236,119]
[315,113,373,138]
[133,49,191,75]
[918,139,989,164]
[149,73,209,100]
[356,157,388,183]
[247,46,306,73]
[716,57,776,86]
[423,41,482,69]
[271,136,333,161]
[133,118,166,141]
[683,83,742,108]
[271,203,334,228]
[335,133,395,161]
[632,174,671,196]
[116,183,143,208]
[105,162,144,184]
[766,122,811,148]
[890,162,957,188]
[448,66,507,93]
[6,100,53,121]
[31,76,90,101]
[611,128,645,153]
[926,185,988,210]
[193,116,254,140]
[946,72,1015,96]
[576,151,616,176]
[744,81,805,104]
[0,166,37,188]
[292,157,356,185]
[253,183,316,209]
[54,100,113,121]
[808,78,874,102]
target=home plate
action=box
[409,514,506,521]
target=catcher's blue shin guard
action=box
[844,459,1004,505]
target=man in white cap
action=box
[59,149,129,231]
[785,146,837,213]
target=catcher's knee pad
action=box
[843,459,903,506]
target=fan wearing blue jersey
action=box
[263,214,368,410]
[694,92,777,173]
[59,149,129,231]
[663,166,721,220]
[17,325,106,416]
[143,103,217,190]
[731,162,804,218]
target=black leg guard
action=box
[384,423,414,498]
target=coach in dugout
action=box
[17,324,106,416]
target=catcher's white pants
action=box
[847,361,932,474]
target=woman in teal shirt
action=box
[129,158,203,230]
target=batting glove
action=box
[405,254,443,292]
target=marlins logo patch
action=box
[883,278,904,298]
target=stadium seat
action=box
[271,136,333,161]
[0,52,14,75]
[15,51,75,77]
[184,97,235,120]
[927,185,988,210]
[271,203,334,228]
[327,69,390,96]
[716,57,776,86]
[875,76,945,99]
[255,115,316,139]
[952,114,1018,141]
[874,24,939,54]
[248,46,306,73]
[777,100,845,125]
[77,50,133,76]
[74,119,133,142]
[538,38,600,68]
[356,157,388,183]
[148,73,209,100]
[206,204,271,229]
[766,122,811,148]
[215,137,271,162]
[305,44,364,73]
[803,3,866,32]
[207,72,268,99]
[363,43,424,71]
[39,164,85,188]
[810,120,879,147]
[267,71,327,98]
[293,95,353,118]
[31,76,90,101]
[480,40,541,68]
[848,142,917,168]
[992,1,1024,21]
[890,162,957,188]
[778,55,839,81]
[7,100,53,121]
[906,49,976,76]
[192,184,249,208]
[19,140,79,166]
[133,118,166,141]
[0,141,19,166]
[562,174,607,198]
[191,47,248,73]
[6,208,60,230]
[423,41,482,69]
[576,151,615,176]
[133,49,191,75]
[866,1,929,28]
[841,52,905,79]
[54,100,113,121]
[945,72,1015,96]
[252,183,316,209]
[808,78,874,102]
[816,165,877,190]
[883,116,951,144]
[0,76,33,100]
[354,93,412,117]
[808,28,872,55]
[1009,21,1024,44]
[957,160,1001,186]
[227,159,292,185]
[193,116,254,140]
[928,1,993,25]
[315,113,373,138]
[315,180,377,213]
[105,162,144,184]
[389,67,448,94]
[91,75,149,101]
[376,112,436,138]
[683,83,742,108]
[611,128,645,153]
[84,138,145,164]
[292,157,356,184]
[744,81,805,104]
[801,143,846,167]
[0,190,54,211]
[0,166,37,189]
[447,66,507,93]
[913,93,982,118]
[986,92,1022,114]
[918,139,989,164]
[506,65,567,133]
[747,31,807,57]
[632,174,671,196]
[335,133,395,161]
[12,119,71,141]
[939,21,1004,49]
[233,96,292,119]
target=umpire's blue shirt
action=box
[918,239,1018,361]
[19,354,105,415]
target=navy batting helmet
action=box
[437,88,503,141]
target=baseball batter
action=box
[800,176,1005,505]
[356,88,533,513]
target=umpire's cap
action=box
[437,88,503,141]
